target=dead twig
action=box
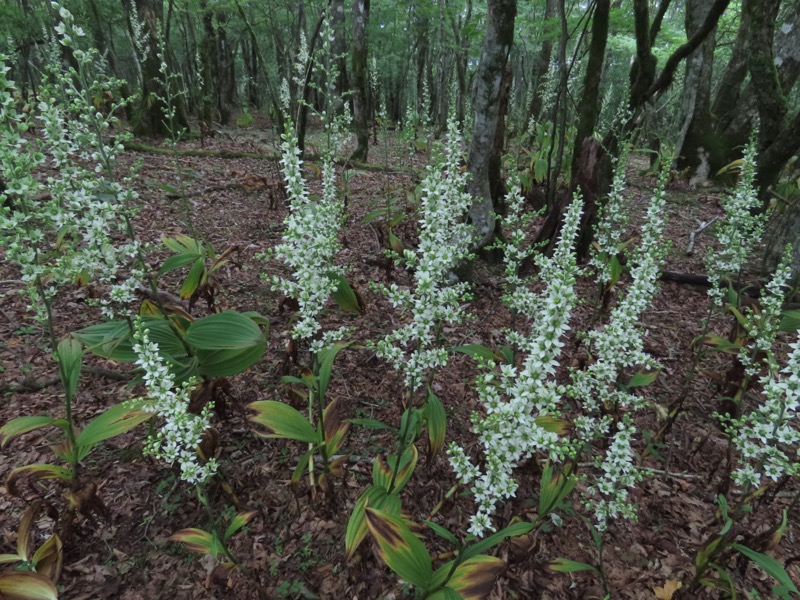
[685,215,719,255]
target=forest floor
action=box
[1,120,798,600]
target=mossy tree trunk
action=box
[128,0,188,137]
[465,0,517,250]
[674,0,721,178]
[526,0,557,123]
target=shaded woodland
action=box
[1,1,800,599]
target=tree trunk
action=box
[350,0,370,162]
[715,1,800,174]
[466,0,517,250]
[763,198,800,285]
[527,0,558,123]
[711,0,749,136]
[331,0,348,101]
[129,0,188,137]
[571,0,610,180]
[674,0,721,178]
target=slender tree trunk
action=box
[129,0,189,137]
[466,0,517,250]
[350,0,370,162]
[527,0,558,122]
[674,0,720,178]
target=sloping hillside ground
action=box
[1,124,798,600]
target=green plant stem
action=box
[388,397,415,494]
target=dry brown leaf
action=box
[653,579,682,599]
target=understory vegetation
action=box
[1,2,800,599]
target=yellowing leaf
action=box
[653,579,682,599]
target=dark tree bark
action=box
[452,0,473,126]
[331,0,348,100]
[466,0,517,249]
[763,198,800,285]
[350,0,370,162]
[571,0,610,180]
[526,0,557,123]
[711,0,749,136]
[128,0,188,137]
[674,0,721,177]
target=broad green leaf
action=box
[323,396,349,455]
[0,572,58,600]
[345,418,397,433]
[31,534,62,582]
[625,368,660,389]
[346,486,386,558]
[195,344,265,378]
[0,554,19,564]
[15,502,38,560]
[425,390,446,457]
[331,275,364,314]
[6,464,73,487]
[75,402,152,461]
[316,341,351,399]
[56,338,83,403]
[249,401,319,444]
[224,511,257,541]
[534,157,548,182]
[365,508,432,591]
[427,588,462,600]
[185,311,266,350]
[448,555,506,600]
[423,520,458,545]
[608,255,622,286]
[74,318,187,364]
[779,309,800,333]
[162,234,202,255]
[731,544,799,594]
[533,416,568,434]
[0,417,68,449]
[538,462,576,518]
[547,557,598,573]
[291,449,314,485]
[701,334,743,355]
[373,446,418,493]
[461,522,534,563]
[159,252,200,275]
[179,257,205,299]
[169,528,214,555]
[388,229,404,254]
[452,344,501,362]
[346,487,401,558]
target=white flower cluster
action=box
[570,169,668,530]
[590,146,631,285]
[374,118,473,391]
[271,129,345,342]
[737,247,794,377]
[732,338,800,489]
[0,11,139,323]
[706,138,767,306]
[132,320,218,484]
[448,192,584,537]
[497,177,539,317]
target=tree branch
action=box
[647,0,731,98]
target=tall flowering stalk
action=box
[271,128,346,342]
[132,319,217,484]
[374,117,473,392]
[0,5,140,326]
[569,167,669,530]
[448,192,583,536]
[724,247,797,488]
[590,145,632,288]
[705,136,767,307]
